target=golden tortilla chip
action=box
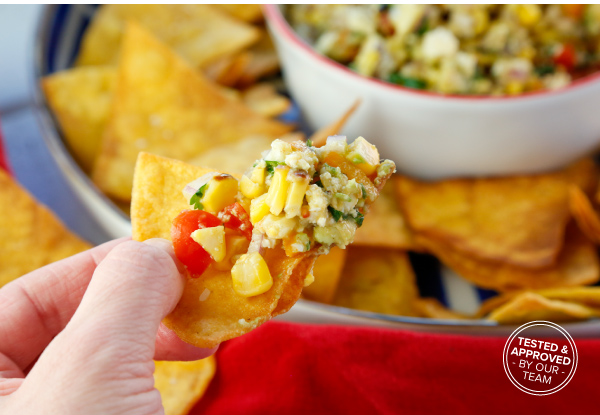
[413,297,470,320]
[93,23,292,201]
[303,247,347,304]
[397,159,598,268]
[154,357,216,415]
[477,285,600,318]
[0,170,91,287]
[487,292,595,325]
[310,100,360,147]
[236,33,281,88]
[209,52,253,88]
[418,224,600,292]
[76,4,260,69]
[131,152,316,348]
[242,83,291,118]
[569,185,600,244]
[333,247,419,316]
[214,4,264,23]
[42,66,116,173]
[353,176,419,250]
[188,133,303,177]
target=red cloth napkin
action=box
[193,321,598,414]
[0,120,11,174]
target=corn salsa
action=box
[177,136,395,297]
[286,4,600,95]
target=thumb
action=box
[62,238,185,362]
[19,239,185,409]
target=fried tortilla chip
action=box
[397,159,598,268]
[569,185,600,244]
[131,152,316,347]
[188,133,303,177]
[418,224,600,292]
[413,297,470,320]
[353,176,418,250]
[236,33,281,88]
[0,169,91,287]
[242,83,291,118]
[41,66,116,173]
[209,52,253,88]
[93,23,292,201]
[487,292,595,325]
[76,4,260,69]
[303,247,347,304]
[154,357,216,415]
[333,247,419,316]
[214,4,264,23]
[477,286,600,318]
[310,100,360,147]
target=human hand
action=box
[0,238,216,415]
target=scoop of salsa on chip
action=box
[132,136,395,347]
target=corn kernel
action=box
[202,174,238,214]
[284,175,310,218]
[191,225,226,262]
[515,4,541,27]
[250,193,270,224]
[265,166,290,215]
[231,252,273,297]
[251,166,266,185]
[240,175,265,199]
[506,81,524,95]
[214,232,250,271]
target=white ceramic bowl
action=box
[264,5,600,180]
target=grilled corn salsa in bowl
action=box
[174,136,395,297]
[286,4,600,96]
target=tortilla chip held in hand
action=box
[0,169,91,288]
[132,135,395,347]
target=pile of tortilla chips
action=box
[42,4,292,204]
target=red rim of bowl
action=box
[263,4,600,102]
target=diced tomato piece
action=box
[171,209,222,276]
[554,44,576,71]
[220,202,253,240]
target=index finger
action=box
[0,238,127,370]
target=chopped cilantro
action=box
[535,64,555,77]
[306,138,313,147]
[265,160,285,175]
[328,206,364,227]
[389,73,427,90]
[360,184,367,199]
[189,183,208,210]
[328,206,344,222]
[416,18,429,36]
[305,240,311,251]
[354,212,364,227]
